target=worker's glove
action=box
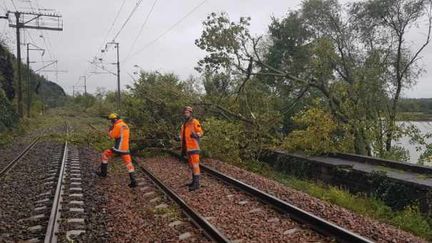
[190,133,200,139]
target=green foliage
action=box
[201,118,243,164]
[194,0,432,159]
[68,128,111,151]
[398,99,432,121]
[0,43,15,101]
[0,89,18,133]
[419,144,432,165]
[69,94,97,111]
[282,107,353,154]
[379,146,410,162]
[124,71,197,139]
[195,12,252,75]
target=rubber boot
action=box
[185,173,194,187]
[189,175,200,191]
[96,163,107,177]
[128,172,137,188]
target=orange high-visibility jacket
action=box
[180,118,203,154]
[109,119,130,154]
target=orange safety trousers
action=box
[188,153,200,175]
[102,149,135,173]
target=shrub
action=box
[282,107,353,154]
[0,89,18,133]
[201,117,243,164]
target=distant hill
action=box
[0,42,66,107]
[0,41,66,131]
[37,79,67,107]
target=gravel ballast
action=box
[144,157,332,242]
[203,158,427,243]
[82,149,208,242]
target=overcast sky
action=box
[0,0,431,98]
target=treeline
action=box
[73,0,432,164]
[399,99,432,114]
[0,41,66,132]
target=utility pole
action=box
[4,11,63,117]
[26,43,45,117]
[83,76,87,95]
[15,12,23,117]
[104,41,121,111]
[84,76,87,95]
[116,43,120,110]
[79,76,87,95]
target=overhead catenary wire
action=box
[1,1,8,12]
[111,0,144,42]
[25,0,56,82]
[124,0,159,60]
[82,0,130,80]
[82,0,144,93]
[9,0,17,11]
[88,0,127,73]
[102,0,127,47]
[124,0,209,63]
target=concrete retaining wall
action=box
[259,150,432,216]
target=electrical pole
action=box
[4,11,63,118]
[105,41,121,111]
[15,12,23,117]
[26,43,30,118]
[84,76,87,95]
[116,43,120,110]
[79,76,87,95]
[26,43,44,117]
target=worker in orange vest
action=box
[96,113,137,188]
[180,106,203,191]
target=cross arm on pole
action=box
[35,60,57,72]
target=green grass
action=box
[236,159,432,240]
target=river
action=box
[394,121,432,166]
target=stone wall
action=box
[260,150,432,216]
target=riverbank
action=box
[397,112,432,122]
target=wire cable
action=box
[111,0,144,42]
[102,0,127,48]
[9,0,17,11]
[124,0,209,62]
[125,0,159,60]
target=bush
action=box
[282,107,353,154]
[201,117,243,164]
[0,89,18,133]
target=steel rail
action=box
[44,125,69,243]
[201,164,374,243]
[0,136,41,177]
[138,164,230,243]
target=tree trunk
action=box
[386,33,404,152]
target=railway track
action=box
[0,124,87,242]
[140,158,374,243]
[40,126,87,242]
[0,136,41,177]
[140,166,230,242]
[200,164,373,243]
